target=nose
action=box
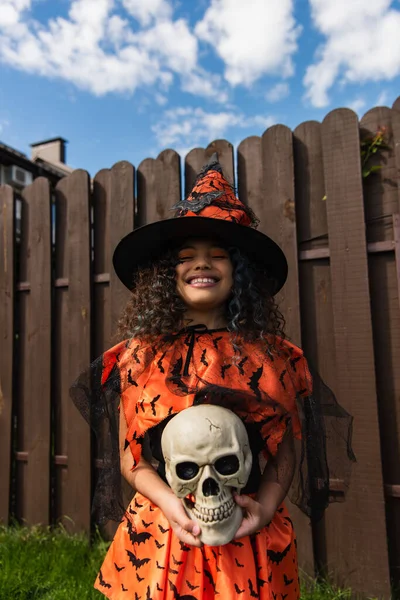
[202,477,220,497]
[194,254,212,270]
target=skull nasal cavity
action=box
[202,477,220,497]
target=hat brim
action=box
[113,217,288,294]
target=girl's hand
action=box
[233,494,274,539]
[160,493,202,547]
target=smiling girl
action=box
[72,154,354,600]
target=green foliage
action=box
[360,126,391,179]
[0,524,108,600]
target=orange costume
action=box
[93,330,310,600]
[71,154,354,600]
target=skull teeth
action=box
[191,498,235,523]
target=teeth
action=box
[191,499,235,523]
[189,278,217,284]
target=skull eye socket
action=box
[176,462,200,480]
[214,455,240,476]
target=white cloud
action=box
[266,82,290,103]
[121,0,172,26]
[152,106,275,153]
[346,97,366,114]
[155,93,168,105]
[195,0,300,86]
[304,0,400,107]
[0,0,228,101]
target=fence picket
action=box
[0,186,14,524]
[56,170,92,532]
[14,179,52,525]
[321,108,390,596]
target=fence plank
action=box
[294,121,327,247]
[360,107,398,243]
[137,152,179,227]
[237,136,262,210]
[293,120,334,574]
[110,161,135,337]
[0,186,14,524]
[56,170,92,532]
[362,107,400,587]
[15,179,52,525]
[321,108,390,595]
[393,95,400,112]
[93,169,112,356]
[185,148,207,196]
[254,126,314,574]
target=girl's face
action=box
[175,239,233,312]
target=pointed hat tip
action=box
[199,151,223,177]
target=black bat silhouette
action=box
[114,562,125,572]
[126,520,152,546]
[212,336,223,350]
[290,356,302,372]
[126,550,150,569]
[142,519,153,528]
[128,506,137,515]
[236,356,248,375]
[230,540,244,547]
[200,349,208,366]
[234,583,245,594]
[279,369,287,389]
[186,580,199,591]
[194,565,201,574]
[169,566,179,575]
[168,579,197,600]
[134,498,144,509]
[98,569,111,589]
[149,505,155,512]
[283,574,294,586]
[158,524,170,534]
[150,395,161,416]
[157,582,163,591]
[156,560,165,570]
[282,594,288,600]
[172,554,183,566]
[132,431,144,446]
[248,366,263,397]
[235,557,244,568]
[272,593,277,600]
[248,578,258,598]
[267,542,291,565]
[127,369,138,387]
[154,539,165,549]
[135,593,140,600]
[221,364,232,379]
[157,352,166,374]
[132,345,141,364]
[257,577,267,587]
[146,585,152,599]
[179,541,190,552]
[170,357,191,394]
[136,573,144,582]
[121,583,128,592]
[268,572,272,583]
[204,569,216,590]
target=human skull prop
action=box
[161,404,252,546]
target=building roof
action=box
[0,141,71,181]
[30,136,68,147]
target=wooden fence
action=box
[1,96,400,598]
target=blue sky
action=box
[1,0,400,177]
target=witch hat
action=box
[113,153,287,292]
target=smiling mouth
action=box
[186,277,220,287]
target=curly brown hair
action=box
[117,246,286,348]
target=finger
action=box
[175,514,201,537]
[234,494,254,508]
[234,522,253,539]
[177,527,202,547]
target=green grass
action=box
[0,525,382,599]
[0,525,106,599]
